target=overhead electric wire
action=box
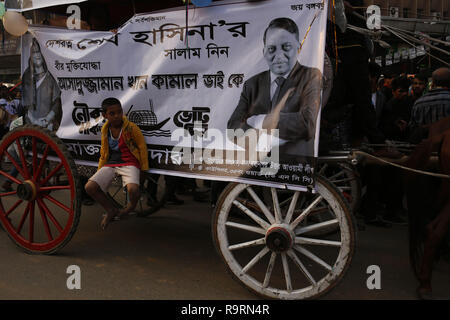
[384,25,449,66]
[383,25,450,67]
[346,24,388,37]
[353,6,450,22]
[386,26,450,56]
[384,24,450,47]
[349,10,450,67]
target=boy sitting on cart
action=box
[85,97,149,230]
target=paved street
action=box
[0,189,449,300]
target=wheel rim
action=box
[214,177,354,300]
[0,128,77,253]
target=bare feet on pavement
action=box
[101,208,120,231]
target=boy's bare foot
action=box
[101,208,119,231]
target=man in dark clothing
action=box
[381,76,414,141]
[369,62,387,128]
[361,63,391,227]
[409,67,450,141]
[411,73,428,103]
[372,76,415,225]
[362,76,413,227]
[380,72,395,103]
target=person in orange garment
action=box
[85,97,148,230]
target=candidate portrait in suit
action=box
[227,17,322,161]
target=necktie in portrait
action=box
[272,76,286,109]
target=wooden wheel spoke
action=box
[330,177,355,184]
[281,253,292,291]
[36,199,53,241]
[29,201,35,243]
[39,185,71,192]
[3,151,26,179]
[279,195,294,209]
[5,199,23,217]
[228,238,265,251]
[271,188,282,223]
[295,219,339,235]
[34,145,50,181]
[242,247,270,274]
[284,191,300,224]
[0,169,22,185]
[294,245,332,271]
[295,236,342,247]
[290,195,324,229]
[232,200,270,230]
[15,139,30,179]
[32,137,37,177]
[318,163,328,175]
[39,162,64,186]
[0,191,17,197]
[262,252,277,288]
[225,221,266,235]
[327,170,345,181]
[235,198,263,214]
[17,202,31,234]
[43,194,71,213]
[287,249,316,286]
[296,206,330,216]
[245,186,275,224]
[37,198,63,233]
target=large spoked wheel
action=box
[0,125,81,254]
[212,175,356,300]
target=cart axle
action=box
[17,180,37,201]
[265,225,294,253]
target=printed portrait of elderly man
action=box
[22,37,63,131]
[227,17,323,161]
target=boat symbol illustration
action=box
[126,100,171,137]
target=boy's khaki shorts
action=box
[89,165,140,193]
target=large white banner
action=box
[21,0,328,190]
[5,0,87,11]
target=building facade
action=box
[364,0,449,19]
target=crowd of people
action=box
[344,66,450,228]
[318,0,450,230]
[373,67,450,145]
